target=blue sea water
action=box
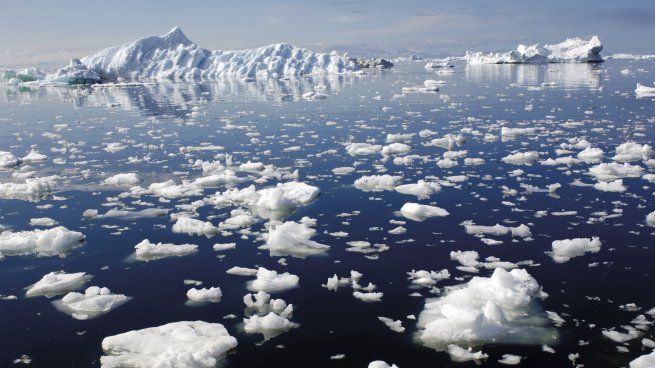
[0,60,654,367]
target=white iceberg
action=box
[466,36,603,64]
[400,203,449,221]
[549,237,601,263]
[54,286,130,320]
[247,267,299,293]
[416,268,558,350]
[186,287,222,303]
[0,226,85,257]
[100,321,237,368]
[51,27,361,83]
[261,217,329,258]
[25,271,92,298]
[134,239,198,261]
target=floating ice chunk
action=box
[387,133,415,143]
[646,211,655,227]
[428,134,466,150]
[498,354,522,365]
[353,291,383,302]
[381,143,411,156]
[100,320,237,368]
[134,239,198,261]
[21,150,47,163]
[243,291,293,318]
[25,271,92,298]
[466,44,547,65]
[400,203,449,221]
[462,221,532,238]
[187,287,222,303]
[501,127,539,139]
[332,167,356,175]
[46,58,101,84]
[0,176,57,201]
[213,242,236,251]
[96,208,169,220]
[104,173,142,187]
[0,226,85,257]
[636,83,655,97]
[262,217,329,258]
[354,175,403,192]
[545,36,604,62]
[345,142,382,156]
[588,163,644,182]
[368,361,399,368]
[243,312,299,340]
[394,180,441,199]
[466,36,603,64]
[416,268,558,350]
[630,351,655,368]
[226,266,259,276]
[447,344,489,362]
[602,328,642,343]
[593,179,626,193]
[378,316,405,333]
[255,182,320,211]
[613,142,653,163]
[148,180,203,199]
[502,151,539,165]
[0,151,20,168]
[172,217,218,237]
[29,217,57,227]
[407,269,450,287]
[247,267,299,293]
[577,147,604,162]
[54,286,130,320]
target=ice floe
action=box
[54,286,130,320]
[100,321,237,368]
[0,226,85,257]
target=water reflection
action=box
[1,74,361,117]
[465,63,603,89]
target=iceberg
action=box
[50,27,362,83]
[465,36,603,64]
[416,268,558,350]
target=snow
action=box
[134,239,198,261]
[0,226,85,257]
[54,286,130,320]
[400,202,449,221]
[262,218,329,258]
[25,271,92,298]
[247,267,299,293]
[51,27,361,83]
[187,287,222,303]
[416,268,558,350]
[466,36,603,64]
[100,321,237,368]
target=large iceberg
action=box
[465,36,603,64]
[51,27,362,82]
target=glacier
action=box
[465,36,603,64]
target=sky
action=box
[1,0,654,67]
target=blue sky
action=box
[1,0,654,66]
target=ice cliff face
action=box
[465,36,603,64]
[56,27,361,82]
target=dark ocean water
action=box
[0,60,654,367]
